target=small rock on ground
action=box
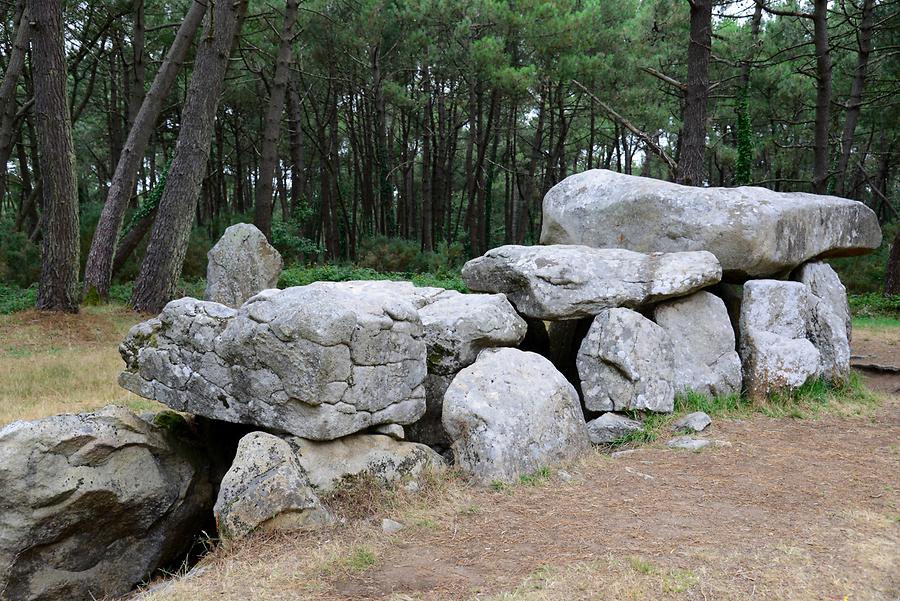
[666,436,712,451]
[672,411,711,433]
[382,518,405,534]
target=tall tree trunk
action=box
[253,0,299,239]
[836,0,874,196]
[131,0,248,313]
[0,2,31,205]
[83,0,207,301]
[287,80,306,216]
[811,0,832,194]
[677,0,712,186]
[886,227,900,295]
[30,0,79,312]
[127,0,146,130]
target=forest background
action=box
[0,0,897,315]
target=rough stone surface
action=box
[793,261,852,340]
[205,223,283,307]
[373,424,405,440]
[119,282,428,440]
[382,518,405,534]
[666,436,712,451]
[409,290,527,447]
[292,433,444,494]
[672,411,712,433]
[653,291,742,397]
[0,406,214,601]
[214,432,330,541]
[577,308,676,413]
[442,348,590,485]
[586,413,644,444]
[540,169,882,279]
[462,245,721,320]
[739,280,850,397]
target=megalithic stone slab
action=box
[461,244,721,320]
[119,281,427,440]
[205,223,283,307]
[540,169,882,279]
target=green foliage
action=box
[849,293,900,320]
[830,222,898,294]
[0,284,37,315]
[0,220,40,288]
[734,87,752,185]
[121,164,170,239]
[357,236,465,275]
[279,264,466,292]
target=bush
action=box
[0,219,41,288]
[830,221,897,294]
[0,283,37,314]
[357,236,465,274]
[848,292,900,319]
[279,264,466,292]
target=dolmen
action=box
[0,166,882,601]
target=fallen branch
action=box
[572,79,678,175]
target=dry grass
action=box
[0,305,161,425]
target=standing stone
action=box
[586,413,644,444]
[214,432,331,541]
[205,223,283,307]
[793,261,852,340]
[739,280,821,397]
[540,169,882,279]
[462,244,722,320]
[653,291,742,398]
[0,406,214,601]
[442,348,590,485]
[409,291,527,447]
[291,433,444,493]
[577,308,676,413]
[119,282,427,440]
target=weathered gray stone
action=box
[409,290,527,447]
[292,433,444,494]
[653,291,742,398]
[214,432,330,541]
[793,261,852,340]
[119,282,428,440]
[0,406,214,601]
[373,423,405,440]
[666,436,712,451]
[382,518,405,534]
[586,413,644,444]
[442,348,590,485]
[672,411,711,433]
[540,169,882,279]
[577,308,676,413]
[205,223,283,307]
[462,244,722,320]
[740,281,820,398]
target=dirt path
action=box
[146,328,900,601]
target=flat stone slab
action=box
[462,244,722,320]
[119,282,428,440]
[666,436,712,451]
[540,169,881,279]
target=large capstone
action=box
[576,308,675,413]
[0,406,214,601]
[214,432,331,542]
[442,348,590,485]
[461,244,721,320]
[540,169,882,279]
[205,223,283,307]
[119,281,428,440]
[410,290,527,447]
[653,291,742,398]
[739,280,850,398]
